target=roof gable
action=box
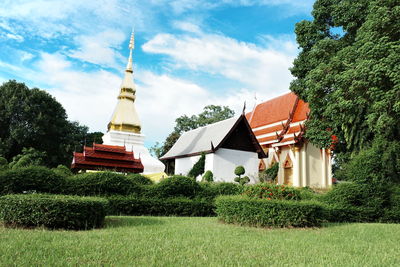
[161,115,266,160]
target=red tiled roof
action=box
[246,92,298,129]
[71,144,143,173]
[246,92,309,148]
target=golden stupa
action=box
[107,31,141,134]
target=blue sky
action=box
[0,0,314,147]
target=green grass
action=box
[1,217,399,266]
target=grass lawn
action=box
[1,216,399,266]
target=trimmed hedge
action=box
[108,196,214,216]
[242,183,302,200]
[64,172,141,196]
[126,173,154,185]
[215,195,323,227]
[155,175,201,198]
[0,194,108,230]
[198,182,244,199]
[0,166,65,195]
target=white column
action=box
[327,149,332,186]
[293,146,301,187]
[301,144,307,187]
[321,148,327,188]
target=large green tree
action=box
[151,105,235,159]
[290,0,399,153]
[0,80,96,167]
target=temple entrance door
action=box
[283,154,293,186]
[284,167,293,186]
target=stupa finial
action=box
[126,28,134,72]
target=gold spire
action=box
[107,29,142,134]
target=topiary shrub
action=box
[0,194,108,230]
[234,166,250,185]
[0,166,65,195]
[126,173,154,185]
[260,163,279,183]
[242,183,302,200]
[202,170,214,182]
[107,196,214,216]
[64,172,141,196]
[216,195,323,228]
[156,175,201,198]
[188,153,206,178]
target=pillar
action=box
[293,146,301,187]
[321,148,327,188]
[301,143,307,187]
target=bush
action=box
[156,175,201,198]
[126,173,154,185]
[197,182,244,199]
[188,154,205,178]
[108,196,214,216]
[322,181,390,222]
[64,172,141,196]
[0,166,65,195]
[0,157,8,171]
[381,185,400,223]
[336,138,400,183]
[202,170,214,182]
[0,194,108,230]
[216,195,322,227]
[242,183,302,200]
[260,163,279,182]
[52,165,73,178]
[8,148,46,169]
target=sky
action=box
[0,0,315,147]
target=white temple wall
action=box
[175,155,201,176]
[210,148,259,183]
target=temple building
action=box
[247,92,332,188]
[71,143,144,173]
[102,32,165,174]
[161,114,266,182]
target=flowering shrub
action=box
[242,183,301,200]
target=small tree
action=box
[234,166,250,185]
[202,170,214,182]
[0,157,8,171]
[8,148,46,169]
[188,153,206,179]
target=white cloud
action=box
[143,27,297,95]
[69,30,126,68]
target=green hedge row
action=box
[215,195,323,227]
[0,194,108,230]
[108,196,215,216]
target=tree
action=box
[290,0,400,155]
[187,153,206,179]
[154,105,235,159]
[0,80,96,167]
[202,170,214,182]
[8,147,46,169]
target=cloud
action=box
[142,26,297,95]
[69,30,126,68]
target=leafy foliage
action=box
[52,165,73,178]
[216,195,323,227]
[335,137,400,183]
[64,172,141,196]
[108,196,214,216]
[0,166,65,195]
[202,170,214,182]
[8,147,46,169]
[198,182,244,199]
[0,80,98,167]
[0,157,7,171]
[156,175,201,198]
[290,0,400,156]
[234,165,250,185]
[0,194,107,230]
[260,163,279,182]
[243,183,301,200]
[188,154,205,178]
[126,173,154,185]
